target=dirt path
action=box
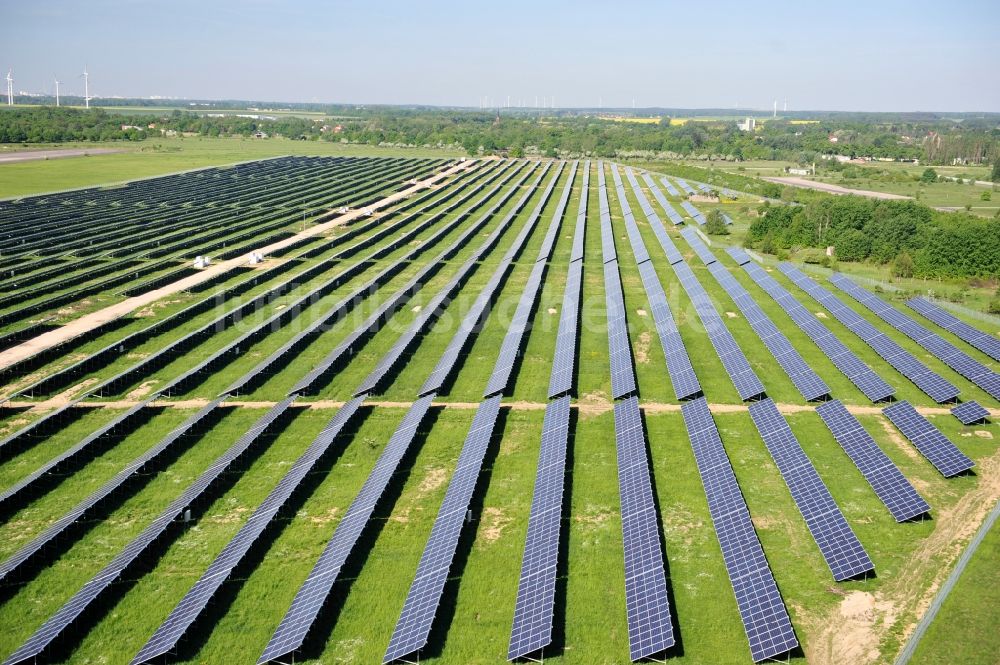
[0,159,478,374]
[5,397,996,419]
[763,176,912,200]
[0,148,123,164]
[805,444,1000,665]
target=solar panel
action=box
[815,400,930,521]
[548,260,583,399]
[259,395,434,665]
[747,399,874,581]
[613,396,675,661]
[534,161,574,263]
[508,394,571,660]
[131,397,366,665]
[679,227,717,265]
[5,398,295,665]
[681,398,798,662]
[605,260,637,399]
[740,261,893,403]
[674,178,696,195]
[882,402,975,478]
[726,246,752,266]
[384,395,502,664]
[619,168,702,401]
[907,297,1000,363]
[674,261,765,401]
[679,200,706,225]
[570,161,590,263]
[831,274,1000,401]
[779,264,957,403]
[951,401,989,425]
[658,177,680,197]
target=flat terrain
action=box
[0,155,997,665]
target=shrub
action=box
[892,251,915,278]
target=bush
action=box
[987,298,1000,315]
[705,209,730,235]
[892,251,915,278]
[921,168,938,183]
[982,190,992,201]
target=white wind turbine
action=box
[6,69,13,106]
[82,66,91,108]
[54,77,61,106]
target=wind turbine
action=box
[6,69,13,106]
[54,77,61,106]
[82,66,91,108]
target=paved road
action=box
[0,148,124,164]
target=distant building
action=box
[788,167,812,176]
[253,130,268,139]
[120,124,141,131]
[737,117,756,132]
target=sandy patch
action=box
[479,507,512,544]
[126,380,159,400]
[416,467,447,498]
[548,308,557,315]
[816,311,828,318]
[877,416,920,461]
[635,331,651,364]
[975,430,993,439]
[725,311,738,318]
[636,309,648,317]
[412,305,422,313]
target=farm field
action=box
[0,157,998,665]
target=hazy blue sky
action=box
[3,0,998,111]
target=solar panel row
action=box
[0,398,154,513]
[674,261,766,401]
[508,394,571,660]
[0,397,224,586]
[815,400,930,522]
[907,297,1000,363]
[259,395,435,665]
[419,162,559,396]
[4,398,295,665]
[599,165,675,661]
[640,172,682,226]
[487,163,579,398]
[131,397,366,664]
[673,177,696,195]
[659,177,680,197]
[548,162,589,398]
[680,200,707,225]
[882,402,975,478]
[747,399,874,581]
[384,395,503,664]
[779,264,959,403]
[618,167,702,400]
[221,162,513,395]
[358,162,548,396]
[679,231,830,401]
[614,396,676,661]
[831,274,1000,401]
[738,259,894,403]
[290,162,533,395]
[681,398,798,662]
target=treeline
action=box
[746,196,1000,278]
[3,106,998,167]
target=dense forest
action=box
[2,106,999,167]
[745,195,1000,280]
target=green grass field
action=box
[0,157,997,665]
